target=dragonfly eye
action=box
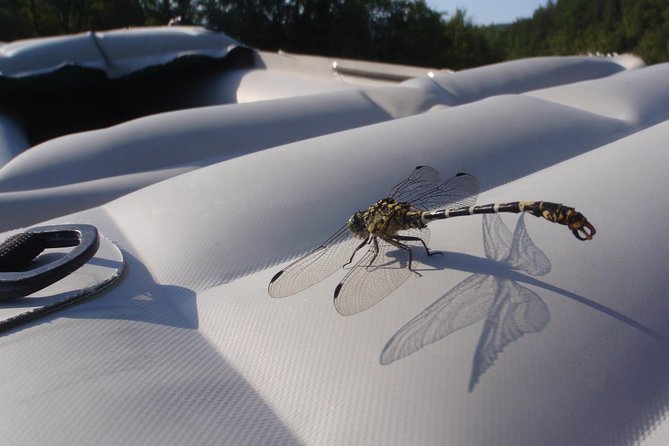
[347,213,367,236]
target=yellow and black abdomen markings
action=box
[422,201,596,240]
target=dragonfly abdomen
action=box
[422,201,596,240]
[423,201,527,220]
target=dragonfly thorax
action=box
[348,198,425,237]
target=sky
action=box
[427,0,548,25]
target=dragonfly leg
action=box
[343,236,371,267]
[365,237,381,268]
[392,234,443,257]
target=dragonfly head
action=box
[347,212,368,238]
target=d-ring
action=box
[0,225,99,300]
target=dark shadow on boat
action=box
[381,214,668,392]
[0,248,199,336]
[0,249,302,445]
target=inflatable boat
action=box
[1,26,668,445]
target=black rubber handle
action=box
[0,225,99,300]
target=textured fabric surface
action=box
[1,35,668,444]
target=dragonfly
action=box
[268,166,596,315]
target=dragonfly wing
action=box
[380,274,494,365]
[388,166,479,212]
[482,214,514,262]
[505,214,552,277]
[386,165,443,201]
[483,214,551,276]
[333,228,427,316]
[469,278,550,391]
[268,224,363,298]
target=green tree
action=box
[441,9,499,69]
[368,0,447,66]
[498,0,669,63]
[0,0,32,41]
[0,0,149,39]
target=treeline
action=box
[494,0,669,64]
[1,0,668,69]
[0,0,497,69]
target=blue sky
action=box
[427,0,548,25]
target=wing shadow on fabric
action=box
[380,214,667,392]
[381,214,550,392]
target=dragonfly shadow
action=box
[344,248,409,272]
[368,245,425,271]
[381,214,668,392]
